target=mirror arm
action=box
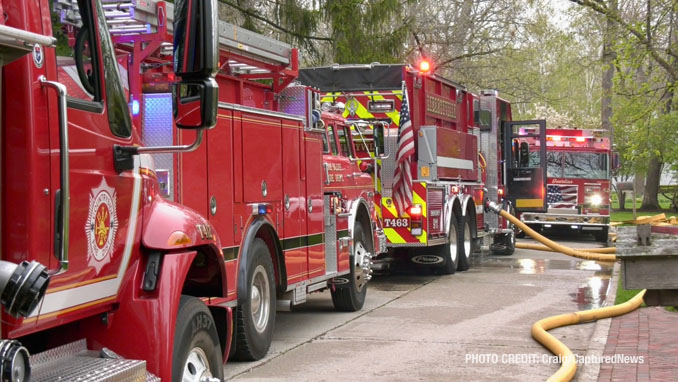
[113,129,204,172]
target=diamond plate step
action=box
[30,339,155,382]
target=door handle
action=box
[323,163,330,185]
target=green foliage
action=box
[322,0,411,63]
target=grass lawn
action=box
[610,194,675,223]
[614,274,644,305]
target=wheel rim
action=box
[449,224,458,262]
[250,264,270,333]
[353,240,370,292]
[463,221,471,259]
[182,347,215,382]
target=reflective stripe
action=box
[516,199,544,208]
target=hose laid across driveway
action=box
[484,201,646,382]
[490,204,616,262]
[532,290,646,382]
[515,242,616,255]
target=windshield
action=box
[534,151,609,179]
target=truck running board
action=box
[30,339,160,382]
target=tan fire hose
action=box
[532,289,646,382]
[516,242,616,255]
[484,201,646,382]
[486,202,616,262]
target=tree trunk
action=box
[601,0,618,135]
[618,189,626,210]
[641,156,663,210]
[634,171,645,198]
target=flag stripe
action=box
[392,83,415,214]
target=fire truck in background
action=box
[122,4,385,361]
[1,0,234,380]
[519,128,613,242]
[298,64,548,271]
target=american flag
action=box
[547,184,578,208]
[392,83,415,214]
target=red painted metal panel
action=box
[179,129,209,218]
[304,130,325,279]
[435,127,478,181]
[282,120,308,282]
[241,113,283,203]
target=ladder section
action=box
[54,0,170,36]
[54,0,297,91]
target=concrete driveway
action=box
[225,235,611,382]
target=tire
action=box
[490,232,515,256]
[233,239,276,361]
[331,223,370,312]
[456,214,473,272]
[438,213,459,274]
[172,296,224,382]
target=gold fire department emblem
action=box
[85,178,119,274]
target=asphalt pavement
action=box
[225,234,612,381]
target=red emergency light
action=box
[418,59,432,73]
[407,204,423,217]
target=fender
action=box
[347,197,374,241]
[461,194,475,217]
[85,251,198,382]
[443,193,462,235]
[141,195,222,252]
[461,193,478,238]
[236,217,284,305]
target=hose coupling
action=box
[484,200,503,214]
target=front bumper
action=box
[521,212,610,228]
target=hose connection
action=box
[484,200,503,214]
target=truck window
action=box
[337,125,353,158]
[51,0,101,103]
[562,152,608,179]
[545,152,563,177]
[351,125,373,159]
[327,125,339,155]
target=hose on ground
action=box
[515,242,616,254]
[484,201,645,382]
[532,289,646,382]
[485,202,616,262]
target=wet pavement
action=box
[224,236,611,381]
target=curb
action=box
[577,261,621,382]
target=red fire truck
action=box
[519,128,612,242]
[298,65,548,270]
[1,0,235,381]
[122,6,385,362]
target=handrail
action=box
[39,76,69,275]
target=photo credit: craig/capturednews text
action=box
[465,353,645,365]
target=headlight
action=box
[590,194,603,206]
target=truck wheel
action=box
[172,296,224,382]
[233,239,276,361]
[438,214,459,274]
[331,223,370,312]
[490,232,515,256]
[457,215,473,271]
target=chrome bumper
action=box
[521,212,610,227]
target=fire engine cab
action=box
[519,128,613,242]
[120,5,385,362]
[1,0,234,381]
